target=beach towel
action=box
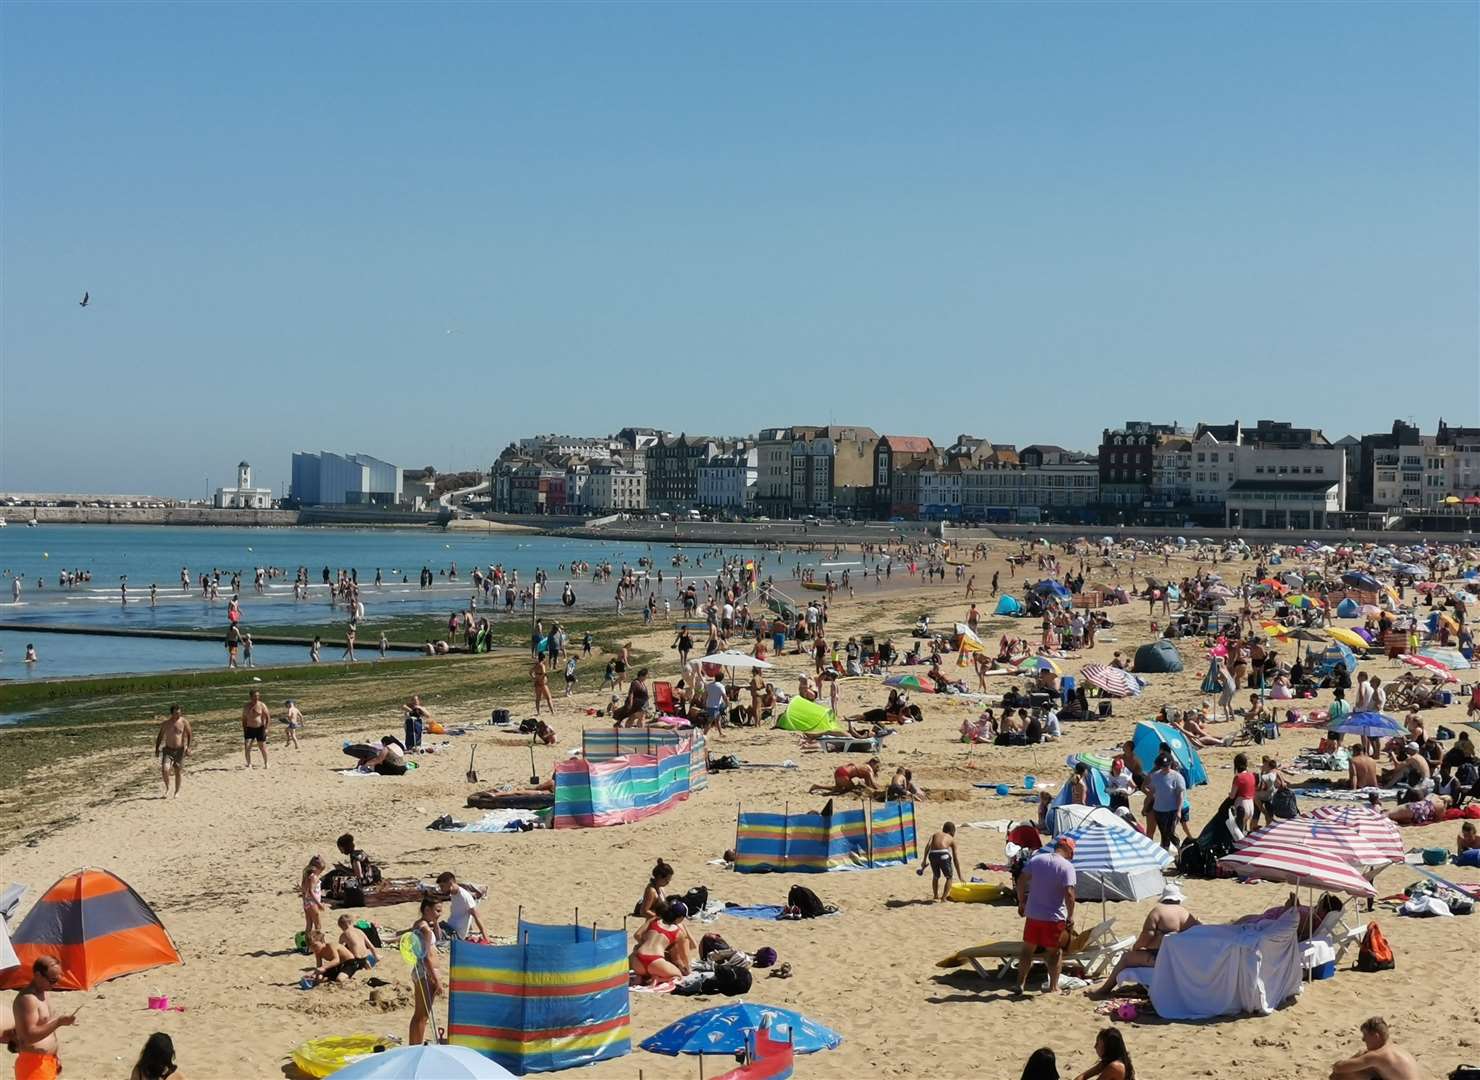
[453,810,541,833]
[1291,787,1398,802]
[719,905,786,921]
[1149,909,1302,1020]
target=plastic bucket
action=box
[994,784,1010,796]
[1024,775,1037,790]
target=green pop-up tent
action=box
[776,697,841,733]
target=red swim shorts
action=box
[1023,917,1066,950]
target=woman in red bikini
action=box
[629,899,692,984]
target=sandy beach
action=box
[4,540,1477,1080]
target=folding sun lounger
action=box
[936,918,1135,982]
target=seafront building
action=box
[290,451,403,506]
[212,462,274,509]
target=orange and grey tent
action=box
[0,868,181,991]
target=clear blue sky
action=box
[2,1,1475,498]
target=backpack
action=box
[518,717,539,735]
[1271,788,1299,820]
[707,965,753,996]
[1355,922,1395,972]
[682,886,710,915]
[786,885,827,919]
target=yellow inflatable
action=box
[290,1034,400,1078]
[947,881,1007,904]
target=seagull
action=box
[79,291,89,308]
[445,328,461,335]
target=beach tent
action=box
[734,802,917,873]
[0,869,181,991]
[448,920,631,1075]
[0,917,17,976]
[1132,721,1208,787]
[1047,803,1130,838]
[1132,640,1184,674]
[1311,643,1357,679]
[1032,580,1071,602]
[1058,823,1171,903]
[994,595,1022,616]
[1200,659,1222,694]
[1335,598,1361,618]
[1148,909,1302,1020]
[776,697,841,733]
[1047,765,1110,815]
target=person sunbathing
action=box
[1087,883,1198,997]
[1328,1016,1424,1080]
[628,899,691,984]
[364,737,407,776]
[1387,792,1451,826]
[1173,709,1222,749]
[809,757,881,795]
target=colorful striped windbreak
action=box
[580,728,708,792]
[0,868,181,991]
[553,737,699,828]
[734,802,918,873]
[448,920,631,1075]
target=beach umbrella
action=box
[1015,656,1062,675]
[1324,627,1369,651]
[1079,663,1141,698]
[1283,628,1326,643]
[704,651,773,669]
[1329,711,1403,738]
[1399,654,1458,682]
[1359,604,1382,617]
[1219,841,1377,898]
[1285,594,1314,609]
[1342,572,1381,591]
[883,674,935,693]
[641,1004,842,1056]
[1057,822,1172,910]
[1305,806,1405,865]
[1466,495,1480,507]
[1235,818,1391,871]
[1418,646,1471,670]
[332,1045,516,1080]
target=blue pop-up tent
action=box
[1032,580,1071,601]
[994,595,1023,616]
[1132,721,1208,787]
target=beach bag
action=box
[355,920,384,948]
[490,708,511,725]
[682,886,710,915]
[786,885,827,919]
[1355,923,1394,972]
[518,718,539,735]
[1271,788,1299,820]
[707,965,752,996]
[709,754,741,771]
[1178,838,1219,880]
[1447,1067,1480,1080]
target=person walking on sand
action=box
[12,957,78,1080]
[241,689,270,768]
[154,704,192,798]
[918,822,963,901]
[379,631,389,659]
[241,632,254,668]
[282,699,304,749]
[409,897,442,1046]
[1015,836,1077,995]
[532,656,555,715]
[1328,1017,1424,1080]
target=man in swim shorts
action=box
[1016,836,1077,995]
[918,823,962,901]
[11,957,77,1080]
[242,688,270,768]
[154,703,193,799]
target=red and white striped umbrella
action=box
[1399,653,1458,682]
[1220,819,1383,896]
[1305,806,1406,864]
[1079,664,1141,698]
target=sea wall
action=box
[3,507,300,527]
[946,523,1480,546]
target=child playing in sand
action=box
[918,822,962,901]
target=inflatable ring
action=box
[947,882,1007,904]
[290,1034,400,1078]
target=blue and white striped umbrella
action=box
[1060,822,1173,873]
[1330,711,1403,738]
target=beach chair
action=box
[936,918,1133,982]
[815,731,890,754]
[1305,905,1366,973]
[653,681,675,715]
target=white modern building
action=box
[586,462,646,512]
[290,451,403,506]
[1224,445,1347,529]
[697,449,759,510]
[961,447,1099,520]
[213,462,274,509]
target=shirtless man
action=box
[918,822,963,901]
[154,704,193,798]
[12,957,78,1080]
[1348,745,1379,789]
[1088,883,1200,998]
[241,688,270,768]
[1328,1016,1425,1079]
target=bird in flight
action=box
[79,291,89,308]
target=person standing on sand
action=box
[918,822,963,901]
[409,897,442,1047]
[282,699,304,749]
[154,704,192,798]
[11,957,78,1080]
[1015,836,1077,995]
[242,689,270,768]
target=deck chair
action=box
[1305,905,1366,973]
[653,681,675,715]
[937,918,1133,982]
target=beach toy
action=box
[947,882,1007,903]
[398,931,424,968]
[1024,775,1037,790]
[147,994,168,1010]
[994,784,1010,796]
[290,1034,401,1079]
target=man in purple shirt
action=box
[1015,835,1077,994]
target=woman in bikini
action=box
[635,860,673,920]
[629,899,691,984]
